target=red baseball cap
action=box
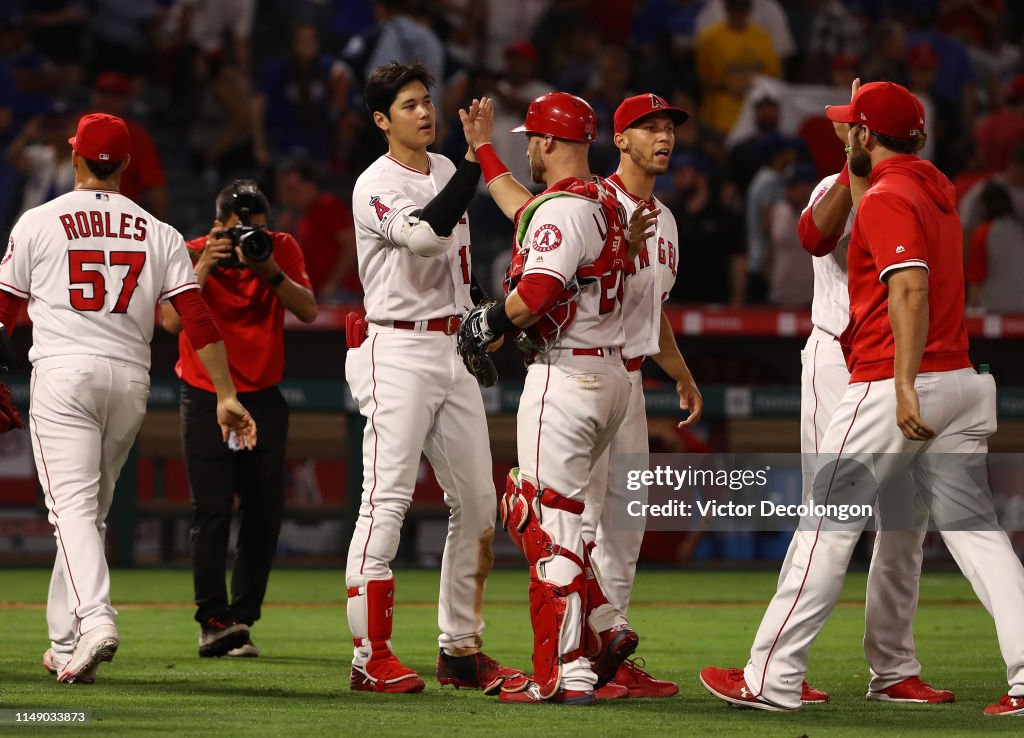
[68,113,131,162]
[826,81,924,139]
[614,93,689,134]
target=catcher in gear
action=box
[459,92,641,705]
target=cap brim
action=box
[619,107,690,134]
[825,103,855,124]
[510,124,532,134]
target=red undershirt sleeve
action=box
[515,272,565,317]
[169,289,222,351]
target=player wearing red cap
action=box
[0,113,257,684]
[458,92,641,705]
[793,81,953,706]
[578,93,701,698]
[700,82,1024,717]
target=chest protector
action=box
[504,177,628,352]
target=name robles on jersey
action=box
[0,190,197,370]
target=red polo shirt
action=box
[841,155,972,382]
[293,192,359,295]
[176,231,312,393]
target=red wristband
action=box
[836,161,850,188]
[476,143,511,185]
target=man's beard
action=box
[628,145,668,176]
[849,138,872,177]
[529,155,545,183]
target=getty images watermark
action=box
[607,453,1024,533]
[624,465,872,523]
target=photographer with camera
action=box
[162,180,317,658]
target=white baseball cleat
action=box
[57,624,119,684]
[227,638,260,658]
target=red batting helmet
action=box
[511,92,596,142]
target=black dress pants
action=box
[182,382,289,625]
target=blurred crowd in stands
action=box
[2,0,1023,313]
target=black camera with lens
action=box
[218,181,275,269]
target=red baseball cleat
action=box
[436,649,529,694]
[499,680,595,706]
[802,680,830,703]
[594,682,629,699]
[613,658,679,698]
[984,693,1024,716]
[590,625,639,688]
[866,676,955,704]
[350,645,425,693]
[699,666,795,712]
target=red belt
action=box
[571,347,618,357]
[624,356,644,372]
[392,316,461,335]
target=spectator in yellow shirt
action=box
[697,0,781,136]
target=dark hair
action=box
[84,158,121,181]
[873,131,919,155]
[216,179,269,222]
[980,181,1015,221]
[364,62,435,119]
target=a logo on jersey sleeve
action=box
[532,224,562,252]
[369,195,391,222]
[1,236,12,267]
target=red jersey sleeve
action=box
[857,191,929,282]
[965,221,990,284]
[271,232,313,289]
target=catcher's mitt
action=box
[456,303,499,388]
[0,383,24,434]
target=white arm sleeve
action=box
[353,178,453,257]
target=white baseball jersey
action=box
[804,174,852,338]
[0,189,197,370]
[352,153,473,323]
[521,196,625,350]
[606,175,678,361]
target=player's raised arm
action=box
[461,96,532,220]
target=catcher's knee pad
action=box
[501,468,586,565]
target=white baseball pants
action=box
[344,328,497,658]
[583,368,647,615]
[746,367,1024,709]
[31,355,149,662]
[517,349,631,692]
[780,331,928,692]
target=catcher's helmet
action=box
[511,92,596,142]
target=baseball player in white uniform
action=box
[459,92,642,705]
[581,94,702,698]
[0,113,256,685]
[701,81,1024,717]
[344,63,524,695]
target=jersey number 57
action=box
[68,250,147,314]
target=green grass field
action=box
[0,567,1020,736]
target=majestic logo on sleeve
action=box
[532,224,562,252]
[1,236,12,267]
[369,195,391,222]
